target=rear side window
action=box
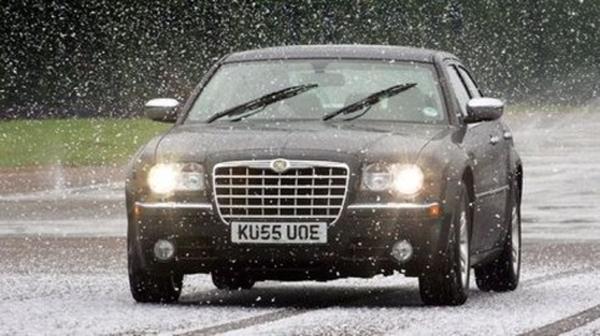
[446,65,470,116]
[457,67,482,98]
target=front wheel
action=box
[475,181,521,292]
[128,246,183,303]
[419,184,471,306]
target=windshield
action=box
[186,59,446,123]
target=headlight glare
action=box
[362,163,424,195]
[391,164,424,195]
[147,163,204,194]
[148,164,178,194]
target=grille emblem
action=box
[270,158,289,173]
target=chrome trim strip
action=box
[214,184,346,189]
[221,204,341,209]
[347,202,439,210]
[214,174,348,179]
[135,202,212,210]
[222,214,338,219]
[217,194,345,199]
[475,185,509,199]
[213,159,348,170]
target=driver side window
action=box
[457,67,482,99]
[446,65,470,117]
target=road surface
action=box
[1,108,599,335]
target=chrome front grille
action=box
[213,160,350,224]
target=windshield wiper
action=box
[206,83,318,123]
[322,83,417,121]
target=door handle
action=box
[489,135,500,145]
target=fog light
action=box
[153,239,175,261]
[390,240,413,263]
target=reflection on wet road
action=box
[1,110,600,335]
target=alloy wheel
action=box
[511,205,521,275]
[458,208,470,287]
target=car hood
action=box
[154,120,451,163]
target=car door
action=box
[456,65,511,250]
[445,62,509,253]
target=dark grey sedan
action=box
[126,45,523,306]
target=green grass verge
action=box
[0,118,170,167]
[0,104,588,168]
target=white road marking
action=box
[157,267,599,336]
[520,304,600,336]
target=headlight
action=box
[362,163,424,195]
[391,164,424,195]
[147,163,205,194]
[362,163,394,191]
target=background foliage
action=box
[1,0,599,118]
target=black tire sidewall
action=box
[452,184,471,295]
[127,234,183,302]
[419,183,471,305]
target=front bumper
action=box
[130,201,451,279]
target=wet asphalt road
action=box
[0,237,599,335]
[1,109,600,335]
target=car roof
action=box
[223,44,458,63]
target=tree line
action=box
[1,0,598,118]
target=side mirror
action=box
[464,98,504,123]
[144,98,180,122]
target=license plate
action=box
[231,222,327,244]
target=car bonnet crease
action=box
[154,121,447,163]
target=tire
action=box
[128,246,183,303]
[419,183,471,306]
[475,181,521,292]
[212,268,255,290]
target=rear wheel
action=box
[419,184,471,306]
[212,268,255,290]
[475,181,521,292]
